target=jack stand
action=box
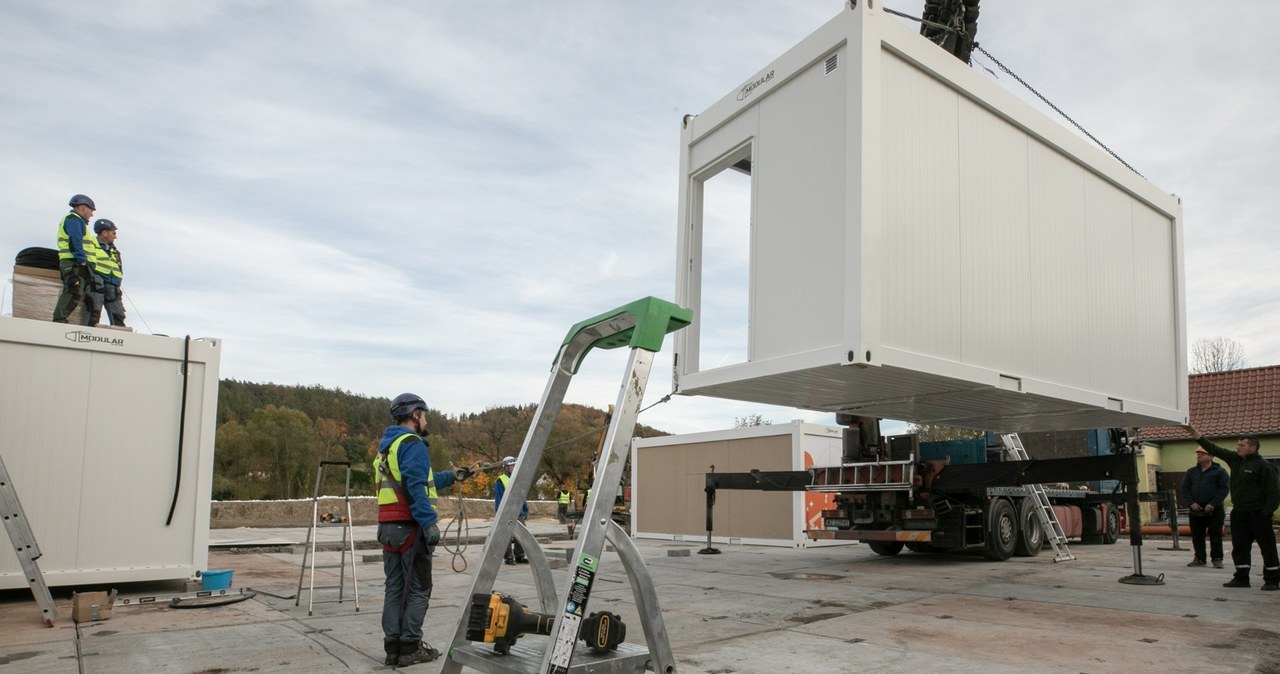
[698,472,720,555]
[1156,489,1187,552]
[442,297,690,674]
[1119,481,1164,586]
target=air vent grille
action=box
[825,53,839,75]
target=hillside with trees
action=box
[213,380,668,501]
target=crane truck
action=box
[705,418,1137,561]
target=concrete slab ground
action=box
[4,518,1280,673]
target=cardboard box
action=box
[71,589,117,623]
[11,265,86,324]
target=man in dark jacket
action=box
[1185,425,1280,590]
[1180,446,1229,568]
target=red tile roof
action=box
[1139,364,1280,442]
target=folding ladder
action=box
[442,297,691,674]
[0,452,57,626]
[1000,434,1074,562]
[295,460,360,615]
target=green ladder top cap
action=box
[558,297,692,372]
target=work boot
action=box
[1187,557,1206,567]
[1263,583,1280,592]
[1223,577,1250,588]
[383,640,399,666]
[516,556,529,564]
[1212,559,1224,569]
[397,641,440,667]
[504,555,517,565]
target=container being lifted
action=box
[673,0,1187,431]
[0,317,220,590]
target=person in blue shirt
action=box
[52,194,96,323]
[494,456,529,564]
[372,393,470,666]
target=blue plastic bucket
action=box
[201,569,234,591]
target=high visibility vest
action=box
[558,490,571,505]
[56,212,90,261]
[372,432,436,521]
[86,238,122,280]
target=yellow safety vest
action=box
[372,432,437,508]
[558,490,571,505]
[56,213,92,261]
[86,238,122,280]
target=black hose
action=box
[165,335,192,526]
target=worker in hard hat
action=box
[83,219,126,328]
[373,393,471,666]
[52,194,96,323]
[494,455,529,564]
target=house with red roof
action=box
[1138,364,1280,504]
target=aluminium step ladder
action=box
[1000,433,1074,562]
[295,460,360,615]
[442,297,691,674]
[0,452,57,626]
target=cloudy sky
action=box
[2,1,1277,435]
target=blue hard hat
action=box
[69,194,96,209]
[390,393,428,419]
[93,218,117,234]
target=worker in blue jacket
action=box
[52,194,96,323]
[373,393,471,666]
[1180,446,1230,568]
[494,456,529,564]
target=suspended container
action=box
[673,0,1186,431]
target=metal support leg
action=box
[1120,479,1164,586]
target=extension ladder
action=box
[1000,434,1074,562]
[442,297,691,674]
[0,452,57,626]
[295,460,360,615]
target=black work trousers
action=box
[1189,509,1225,561]
[1229,509,1280,583]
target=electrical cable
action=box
[440,487,471,573]
[121,289,154,334]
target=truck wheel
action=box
[1014,498,1044,557]
[868,541,904,556]
[1101,505,1120,544]
[981,499,1017,561]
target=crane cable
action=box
[438,393,675,573]
[881,6,1144,178]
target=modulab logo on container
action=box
[65,331,125,347]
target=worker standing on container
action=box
[52,194,96,323]
[494,456,528,564]
[83,219,126,327]
[373,393,470,666]
[1185,425,1280,590]
[1179,446,1229,569]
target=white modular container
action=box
[631,422,852,548]
[0,317,221,589]
[674,0,1186,431]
